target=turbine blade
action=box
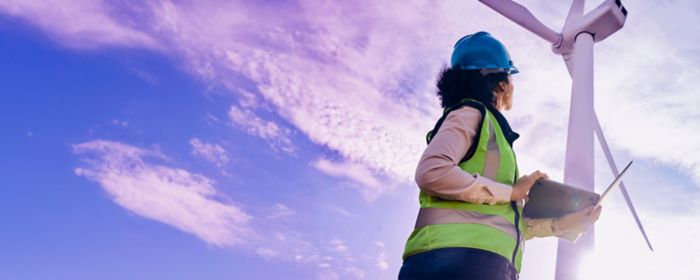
[478,0,560,44]
[563,53,575,77]
[564,0,586,29]
[594,112,654,251]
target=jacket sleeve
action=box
[523,218,556,240]
[523,218,583,241]
[415,106,512,205]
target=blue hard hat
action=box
[450,31,519,74]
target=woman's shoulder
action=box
[439,105,484,134]
[447,105,483,120]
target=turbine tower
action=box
[477,0,653,279]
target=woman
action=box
[398,31,602,280]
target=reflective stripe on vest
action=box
[414,207,517,239]
[483,119,500,180]
[403,100,524,272]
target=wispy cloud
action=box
[228,105,295,153]
[189,138,229,168]
[73,140,252,247]
[373,241,389,270]
[344,267,366,279]
[325,205,357,219]
[313,157,388,201]
[0,0,157,49]
[110,119,129,127]
[329,238,349,253]
[319,237,369,280]
[266,203,296,220]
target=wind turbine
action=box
[477,0,653,279]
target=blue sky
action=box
[1,1,699,279]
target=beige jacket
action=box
[415,106,556,240]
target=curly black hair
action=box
[435,67,510,109]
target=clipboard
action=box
[522,161,633,219]
[522,179,599,219]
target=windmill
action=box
[477,0,653,279]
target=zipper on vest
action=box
[510,201,521,266]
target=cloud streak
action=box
[313,157,387,201]
[189,138,230,168]
[228,105,295,153]
[0,0,157,49]
[73,140,252,247]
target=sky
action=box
[1,0,699,279]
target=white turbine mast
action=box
[477,0,653,279]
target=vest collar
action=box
[484,104,520,147]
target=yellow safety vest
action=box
[403,99,524,272]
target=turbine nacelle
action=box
[554,0,628,55]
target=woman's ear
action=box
[496,80,509,94]
[492,80,512,111]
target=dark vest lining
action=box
[427,101,519,163]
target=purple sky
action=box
[1,0,700,279]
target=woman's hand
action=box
[510,170,548,201]
[555,205,602,235]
